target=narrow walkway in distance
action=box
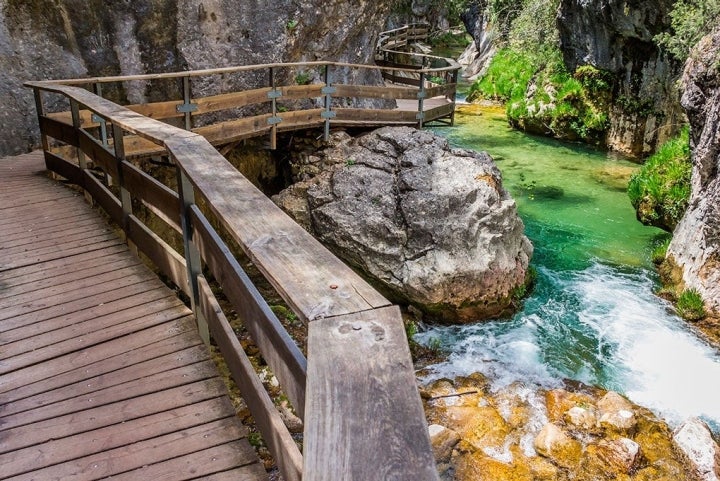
[0,152,267,481]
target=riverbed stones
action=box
[534,423,582,468]
[598,391,638,433]
[672,417,720,481]
[582,437,642,477]
[428,424,461,463]
[274,126,533,322]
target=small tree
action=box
[655,0,720,61]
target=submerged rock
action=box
[668,26,720,317]
[274,127,533,322]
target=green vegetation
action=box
[627,127,691,231]
[651,236,672,264]
[286,19,298,31]
[294,71,311,85]
[676,288,706,321]
[655,0,720,61]
[467,0,613,144]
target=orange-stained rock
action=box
[545,388,596,423]
[534,423,582,468]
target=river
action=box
[419,103,720,432]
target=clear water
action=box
[421,104,720,431]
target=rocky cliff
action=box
[557,0,684,158]
[667,27,720,316]
[0,0,391,157]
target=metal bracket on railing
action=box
[176,102,198,113]
[321,86,336,95]
[416,90,427,99]
[416,112,425,120]
[91,113,109,147]
[321,111,336,119]
[267,116,283,125]
[417,72,426,129]
[323,66,333,141]
[267,90,283,99]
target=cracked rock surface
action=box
[274,127,532,322]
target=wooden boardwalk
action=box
[0,152,268,481]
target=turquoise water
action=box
[420,104,720,430]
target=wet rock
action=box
[565,406,598,430]
[598,391,637,433]
[274,126,533,322]
[545,388,596,423]
[673,417,720,481]
[582,437,642,477]
[534,423,582,468]
[428,424,461,463]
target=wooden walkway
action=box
[0,152,268,481]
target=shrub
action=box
[627,127,691,231]
[655,0,720,61]
[676,288,706,321]
[467,48,535,102]
[651,236,672,264]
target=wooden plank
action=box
[97,440,260,481]
[0,377,228,454]
[191,208,306,415]
[0,254,142,303]
[279,84,324,100]
[42,151,84,184]
[424,102,456,122]
[1,329,199,403]
[39,115,79,147]
[0,235,123,272]
[82,169,124,224]
[277,108,324,131]
[0,302,189,372]
[200,464,269,481]
[0,344,208,418]
[194,114,272,145]
[126,214,189,295]
[425,83,456,98]
[78,128,118,177]
[120,160,181,232]
[0,359,218,431]
[195,87,273,113]
[381,72,422,87]
[0,245,127,284]
[165,136,390,322]
[0,217,105,250]
[0,399,242,479]
[333,84,418,100]
[0,252,136,297]
[303,306,439,481]
[123,133,168,158]
[0,215,103,245]
[197,276,303,481]
[334,107,417,123]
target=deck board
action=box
[0,152,267,481]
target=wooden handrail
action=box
[27,47,443,480]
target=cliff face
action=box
[668,28,720,315]
[557,0,684,158]
[0,0,391,156]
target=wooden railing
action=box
[25,45,450,481]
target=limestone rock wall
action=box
[668,28,720,316]
[557,0,684,158]
[0,0,391,156]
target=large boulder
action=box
[274,127,532,322]
[668,27,720,316]
[673,418,720,481]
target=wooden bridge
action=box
[1,24,458,480]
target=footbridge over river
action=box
[1,24,459,480]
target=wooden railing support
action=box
[181,76,193,131]
[322,64,335,142]
[32,88,49,153]
[92,83,109,147]
[268,67,279,150]
[417,71,426,129]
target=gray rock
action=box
[669,27,720,315]
[673,417,720,481]
[428,424,461,463]
[557,0,684,158]
[274,127,532,322]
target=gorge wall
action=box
[668,27,720,316]
[557,0,684,158]
[0,0,392,157]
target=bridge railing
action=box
[26,57,446,481]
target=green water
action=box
[442,104,665,270]
[421,103,720,430]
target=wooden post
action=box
[111,122,137,254]
[70,99,94,205]
[269,67,278,150]
[93,83,109,147]
[32,88,49,153]
[177,168,210,345]
[450,69,459,127]
[322,65,334,142]
[182,76,193,131]
[417,72,426,129]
